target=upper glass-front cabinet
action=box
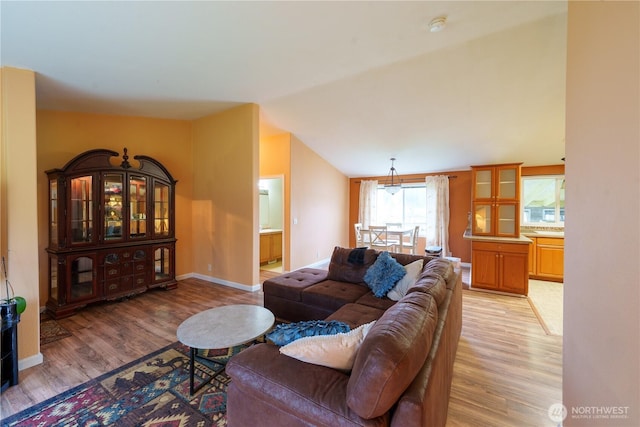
[46,148,177,249]
[471,163,522,237]
[472,164,520,201]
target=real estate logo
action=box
[548,403,567,424]
[549,403,631,423]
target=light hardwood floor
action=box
[1,271,561,426]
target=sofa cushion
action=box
[407,272,447,306]
[280,321,375,371]
[327,246,379,284]
[346,292,438,419]
[389,252,429,266]
[325,303,386,329]
[387,259,424,301]
[364,251,406,298]
[354,292,396,311]
[226,343,391,426]
[262,268,328,301]
[301,280,371,312]
[423,258,455,285]
[266,320,351,346]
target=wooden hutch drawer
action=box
[472,240,529,254]
[105,264,121,278]
[105,278,131,295]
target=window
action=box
[521,176,565,226]
[374,184,427,235]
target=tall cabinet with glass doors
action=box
[46,148,177,318]
[467,162,530,296]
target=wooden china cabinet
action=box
[46,148,178,318]
[468,163,530,296]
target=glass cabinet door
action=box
[70,176,93,244]
[129,175,147,238]
[473,202,493,235]
[68,254,97,302]
[154,182,170,237]
[104,174,124,240]
[497,203,517,235]
[49,256,58,303]
[49,179,59,246]
[497,166,518,200]
[154,246,172,282]
[474,168,493,200]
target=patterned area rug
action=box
[40,314,73,345]
[2,341,250,426]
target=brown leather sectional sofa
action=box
[226,247,462,426]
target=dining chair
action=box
[367,225,399,252]
[354,223,370,248]
[400,225,420,254]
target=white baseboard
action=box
[19,352,44,371]
[302,257,331,269]
[179,272,262,292]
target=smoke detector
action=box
[428,16,447,33]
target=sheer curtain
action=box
[358,180,378,228]
[425,175,450,256]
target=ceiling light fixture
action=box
[384,158,402,195]
[429,16,447,33]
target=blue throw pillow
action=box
[364,251,407,298]
[266,320,351,346]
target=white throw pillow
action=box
[279,321,376,370]
[386,259,424,301]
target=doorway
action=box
[259,177,284,273]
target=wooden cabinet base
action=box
[260,231,282,265]
[471,240,529,296]
[527,236,564,282]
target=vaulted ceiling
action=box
[1,1,567,177]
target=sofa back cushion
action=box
[346,292,438,419]
[326,246,378,284]
[423,258,455,285]
[407,271,447,306]
[389,252,429,267]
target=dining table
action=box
[364,226,414,251]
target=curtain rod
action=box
[353,175,457,184]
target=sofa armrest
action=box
[227,343,389,427]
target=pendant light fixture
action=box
[384,158,402,195]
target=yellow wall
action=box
[36,111,194,304]
[192,104,260,287]
[289,135,349,269]
[1,67,41,366]
[259,133,291,270]
[564,2,639,424]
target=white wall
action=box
[564,2,639,425]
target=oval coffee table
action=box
[177,304,275,394]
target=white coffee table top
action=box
[177,304,275,350]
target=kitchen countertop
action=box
[521,230,564,238]
[463,231,532,244]
[259,228,282,234]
